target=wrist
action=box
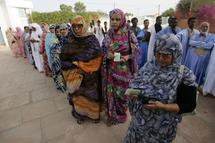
[159,103,166,111]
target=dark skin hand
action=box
[128,95,180,113]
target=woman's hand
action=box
[144,101,180,113]
[144,101,165,110]
[131,43,136,49]
[72,61,78,66]
[107,52,114,60]
[120,55,130,62]
[55,49,61,54]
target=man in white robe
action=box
[177,17,199,63]
[148,16,181,62]
[203,43,215,96]
[94,20,104,46]
[147,16,162,62]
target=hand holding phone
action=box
[138,96,157,104]
[144,100,164,110]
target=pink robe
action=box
[6,29,21,57]
[16,27,25,57]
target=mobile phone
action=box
[138,96,157,104]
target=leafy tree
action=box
[60,4,72,12]
[96,10,108,17]
[162,8,175,17]
[176,0,215,18]
[176,0,192,18]
[29,3,105,26]
[30,11,74,24]
[197,4,215,22]
[192,0,214,11]
[197,4,215,32]
[74,2,86,13]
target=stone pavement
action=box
[0,47,214,143]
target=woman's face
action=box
[155,52,173,67]
[50,28,55,33]
[110,14,121,30]
[55,29,60,36]
[41,24,48,32]
[60,28,68,36]
[72,24,83,36]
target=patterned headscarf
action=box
[60,23,68,30]
[154,33,183,65]
[70,15,92,37]
[109,8,126,28]
[41,23,49,32]
[129,34,196,102]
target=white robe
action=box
[148,26,181,62]
[88,26,94,33]
[94,26,104,46]
[203,44,215,96]
[147,25,162,62]
[177,28,199,63]
[30,32,44,72]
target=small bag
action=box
[177,65,197,116]
[63,68,83,94]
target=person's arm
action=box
[72,56,102,73]
[144,101,180,113]
[144,83,197,113]
[190,40,214,49]
[176,30,184,42]
[136,30,144,38]
[189,35,214,50]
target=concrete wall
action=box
[0,0,11,45]
[5,0,33,29]
[0,0,33,46]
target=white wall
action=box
[0,0,11,45]
[0,0,33,46]
[6,0,33,8]
[5,0,33,30]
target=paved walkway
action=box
[0,47,214,143]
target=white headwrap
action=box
[30,23,43,40]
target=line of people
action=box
[5,8,214,143]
